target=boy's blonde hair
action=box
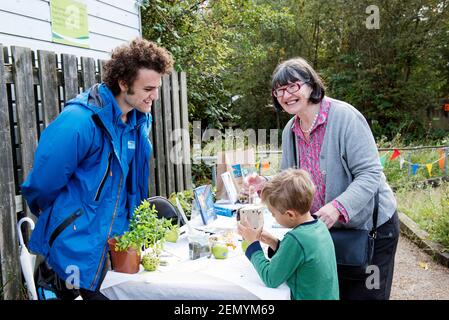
[261,168,315,215]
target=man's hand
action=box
[237,216,262,244]
[315,203,340,229]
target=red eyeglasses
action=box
[272,82,303,98]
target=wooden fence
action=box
[0,45,192,299]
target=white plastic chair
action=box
[17,217,38,300]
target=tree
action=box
[141,0,449,142]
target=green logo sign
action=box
[50,0,89,48]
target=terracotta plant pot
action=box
[107,238,141,274]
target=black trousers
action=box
[54,256,110,300]
[337,211,400,300]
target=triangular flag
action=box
[412,164,419,175]
[255,161,260,172]
[380,154,387,167]
[390,149,401,160]
[438,149,446,171]
[262,162,270,170]
[426,163,433,177]
[399,156,405,170]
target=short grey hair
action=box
[271,57,326,111]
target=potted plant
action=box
[107,230,142,274]
[108,199,172,273]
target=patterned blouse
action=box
[291,98,349,223]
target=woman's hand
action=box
[242,172,266,194]
[315,203,340,229]
[237,216,263,244]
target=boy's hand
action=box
[237,216,262,244]
[315,203,340,229]
[260,230,279,251]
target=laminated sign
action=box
[50,0,89,48]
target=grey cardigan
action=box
[281,97,397,230]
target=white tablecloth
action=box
[100,212,291,300]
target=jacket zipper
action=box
[90,174,123,290]
[49,209,83,247]
[94,152,113,201]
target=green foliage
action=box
[169,189,195,219]
[114,199,172,252]
[309,0,449,140]
[396,183,449,250]
[141,0,236,129]
[141,0,448,140]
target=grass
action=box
[395,183,449,251]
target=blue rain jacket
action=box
[21,84,152,291]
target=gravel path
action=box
[390,235,449,300]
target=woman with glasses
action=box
[245,57,399,300]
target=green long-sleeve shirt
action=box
[245,219,339,300]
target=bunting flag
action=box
[390,149,401,160]
[438,149,446,171]
[426,163,433,177]
[381,148,447,174]
[255,161,260,172]
[399,156,405,170]
[380,154,387,168]
[262,162,270,170]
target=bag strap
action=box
[371,189,380,236]
[292,129,298,168]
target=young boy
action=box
[237,168,339,300]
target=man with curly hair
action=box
[21,38,173,300]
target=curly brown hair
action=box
[103,38,174,96]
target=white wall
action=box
[0,0,142,59]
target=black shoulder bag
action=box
[329,191,379,269]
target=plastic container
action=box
[188,232,210,260]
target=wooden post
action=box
[162,74,175,196]
[170,71,184,192]
[11,46,39,204]
[152,89,167,197]
[179,72,192,190]
[97,59,107,83]
[61,54,78,102]
[149,128,157,197]
[37,50,59,128]
[81,57,96,90]
[149,102,157,197]
[0,45,21,300]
